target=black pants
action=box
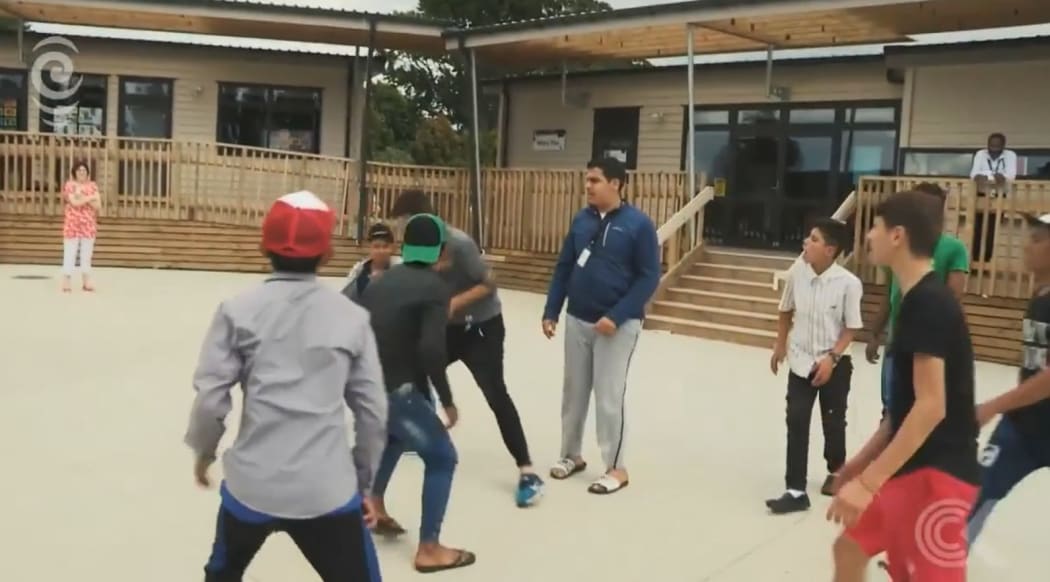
[203,507,380,582]
[446,313,532,468]
[972,203,998,264]
[784,357,852,491]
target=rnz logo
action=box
[29,36,81,130]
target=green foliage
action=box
[367,0,616,166]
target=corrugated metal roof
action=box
[25,22,366,56]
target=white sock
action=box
[787,489,806,498]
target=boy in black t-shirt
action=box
[828,190,979,582]
[968,212,1050,543]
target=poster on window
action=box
[0,98,17,129]
[77,107,104,135]
[269,129,315,153]
[532,130,566,151]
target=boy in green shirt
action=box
[865,183,970,410]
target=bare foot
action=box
[61,277,72,293]
[82,275,95,292]
[415,543,476,572]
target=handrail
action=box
[657,186,715,244]
[771,190,858,289]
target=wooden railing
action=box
[650,185,715,301]
[851,176,1050,299]
[772,190,859,289]
[0,131,359,232]
[0,131,691,256]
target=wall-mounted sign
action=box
[532,129,566,151]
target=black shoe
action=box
[765,492,810,515]
[821,475,837,497]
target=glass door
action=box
[780,128,839,250]
[724,110,782,247]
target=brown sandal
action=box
[372,516,406,537]
[415,550,476,573]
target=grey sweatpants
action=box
[561,315,642,471]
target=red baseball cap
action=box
[261,190,335,258]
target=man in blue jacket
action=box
[542,157,661,496]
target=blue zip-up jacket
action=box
[543,202,660,326]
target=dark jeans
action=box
[969,417,1050,543]
[373,383,458,543]
[784,357,853,491]
[446,314,532,467]
[203,487,380,582]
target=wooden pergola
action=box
[443,0,1050,66]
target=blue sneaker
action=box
[516,473,544,508]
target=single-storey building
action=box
[0,25,374,159]
[492,35,1050,249]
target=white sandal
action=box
[588,474,629,495]
[549,458,587,480]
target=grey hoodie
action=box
[184,272,388,519]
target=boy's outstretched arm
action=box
[184,304,242,464]
[978,368,1050,426]
[344,319,388,496]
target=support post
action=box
[686,24,697,247]
[765,45,774,98]
[355,22,377,240]
[463,47,485,247]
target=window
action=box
[217,83,321,153]
[902,148,1050,179]
[847,106,897,124]
[38,73,107,135]
[118,77,172,138]
[841,129,898,191]
[789,108,836,124]
[0,69,27,131]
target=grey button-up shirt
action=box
[184,272,388,519]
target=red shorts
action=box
[845,468,978,582]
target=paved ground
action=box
[2,264,1047,581]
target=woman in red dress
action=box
[61,161,101,293]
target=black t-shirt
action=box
[1007,287,1050,436]
[358,264,455,407]
[889,271,979,484]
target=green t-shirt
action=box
[885,234,970,341]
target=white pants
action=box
[62,237,95,276]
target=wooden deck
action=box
[0,214,556,293]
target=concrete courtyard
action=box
[1,264,1046,581]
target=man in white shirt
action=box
[767,218,864,515]
[970,132,1017,264]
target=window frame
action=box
[117,75,174,139]
[37,71,109,136]
[215,81,323,155]
[0,67,29,132]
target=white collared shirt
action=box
[778,261,864,378]
[970,148,1017,181]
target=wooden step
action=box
[663,287,780,312]
[650,301,779,332]
[690,262,779,284]
[677,275,781,299]
[703,248,798,271]
[645,315,776,349]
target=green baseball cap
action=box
[401,213,446,265]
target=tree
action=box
[366,80,419,163]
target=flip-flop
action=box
[588,474,629,495]
[415,550,476,574]
[549,458,587,480]
[372,516,406,538]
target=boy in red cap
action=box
[184,190,389,582]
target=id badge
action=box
[576,248,591,268]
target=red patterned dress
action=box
[62,180,99,239]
